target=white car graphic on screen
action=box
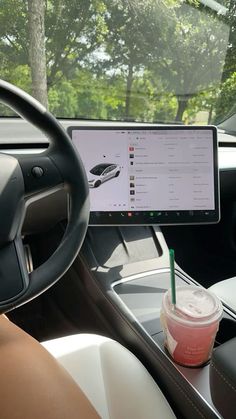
[88,163,121,188]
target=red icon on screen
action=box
[128,212,132,217]
[129,147,134,151]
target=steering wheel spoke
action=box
[17,153,64,199]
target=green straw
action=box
[169,249,176,306]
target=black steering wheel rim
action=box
[0,79,89,313]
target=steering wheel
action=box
[0,80,89,313]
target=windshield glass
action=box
[0,0,234,125]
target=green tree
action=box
[220,1,236,83]
[45,0,107,87]
[98,1,228,123]
[0,0,28,68]
[0,0,233,123]
[0,64,31,116]
[214,1,236,122]
[148,1,229,122]
[215,72,236,122]
[0,0,107,98]
[102,0,167,120]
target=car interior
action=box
[1,1,236,418]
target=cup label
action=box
[166,328,177,354]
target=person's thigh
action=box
[0,316,99,419]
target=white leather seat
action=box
[209,277,236,311]
[42,334,176,419]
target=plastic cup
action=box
[161,286,223,367]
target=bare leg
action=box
[0,315,100,419]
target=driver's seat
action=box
[0,315,175,419]
[42,333,176,419]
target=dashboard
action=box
[0,118,236,169]
[0,118,235,232]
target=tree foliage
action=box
[214,0,236,122]
[0,0,235,124]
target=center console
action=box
[70,124,234,417]
[75,225,236,419]
[113,265,236,417]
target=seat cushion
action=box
[42,334,175,419]
[209,277,236,311]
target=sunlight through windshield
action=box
[0,0,234,125]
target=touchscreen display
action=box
[68,126,219,225]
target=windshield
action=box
[0,0,234,125]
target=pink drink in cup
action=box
[161,286,223,367]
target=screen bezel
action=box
[67,125,220,226]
